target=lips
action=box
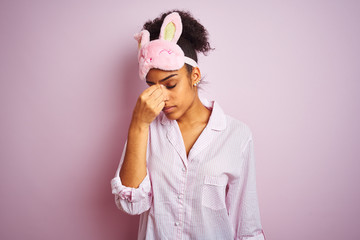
[162,106,175,114]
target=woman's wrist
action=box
[129,119,150,132]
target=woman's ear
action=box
[191,67,201,85]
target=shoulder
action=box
[225,114,253,138]
[222,113,254,152]
[207,99,253,144]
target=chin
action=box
[164,110,183,120]
[164,113,178,120]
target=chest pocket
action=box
[201,175,228,210]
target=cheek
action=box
[177,86,194,104]
[168,80,193,103]
[169,85,183,98]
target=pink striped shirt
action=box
[111,99,266,240]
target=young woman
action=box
[111,10,266,240]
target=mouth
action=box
[162,106,176,114]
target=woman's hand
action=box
[131,85,167,127]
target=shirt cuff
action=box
[111,174,151,203]
[241,230,266,240]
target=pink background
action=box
[1,1,359,239]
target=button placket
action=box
[175,164,186,239]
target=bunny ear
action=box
[134,30,150,49]
[159,12,183,43]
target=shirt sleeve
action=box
[110,140,153,215]
[225,135,267,240]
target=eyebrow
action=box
[146,74,178,84]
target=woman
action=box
[111,10,266,240]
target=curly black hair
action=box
[143,9,213,74]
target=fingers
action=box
[150,87,164,101]
[142,84,161,98]
[145,85,166,104]
[138,85,162,104]
[150,91,166,113]
[143,85,168,100]
[148,86,167,115]
[154,100,165,113]
[134,85,167,124]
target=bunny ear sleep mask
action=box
[134,12,198,81]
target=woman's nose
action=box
[160,85,169,101]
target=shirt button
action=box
[175,222,180,226]
[182,168,186,172]
[178,195,183,199]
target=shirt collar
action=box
[160,98,226,131]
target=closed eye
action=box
[166,84,177,89]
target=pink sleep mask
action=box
[134,12,198,81]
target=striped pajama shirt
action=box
[111,98,266,240]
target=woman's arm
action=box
[119,122,149,188]
[120,84,166,188]
[111,85,166,215]
[226,135,266,240]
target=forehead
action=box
[146,65,187,82]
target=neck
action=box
[176,95,211,127]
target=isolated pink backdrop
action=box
[1,1,359,239]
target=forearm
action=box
[119,121,149,188]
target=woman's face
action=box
[146,65,200,120]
